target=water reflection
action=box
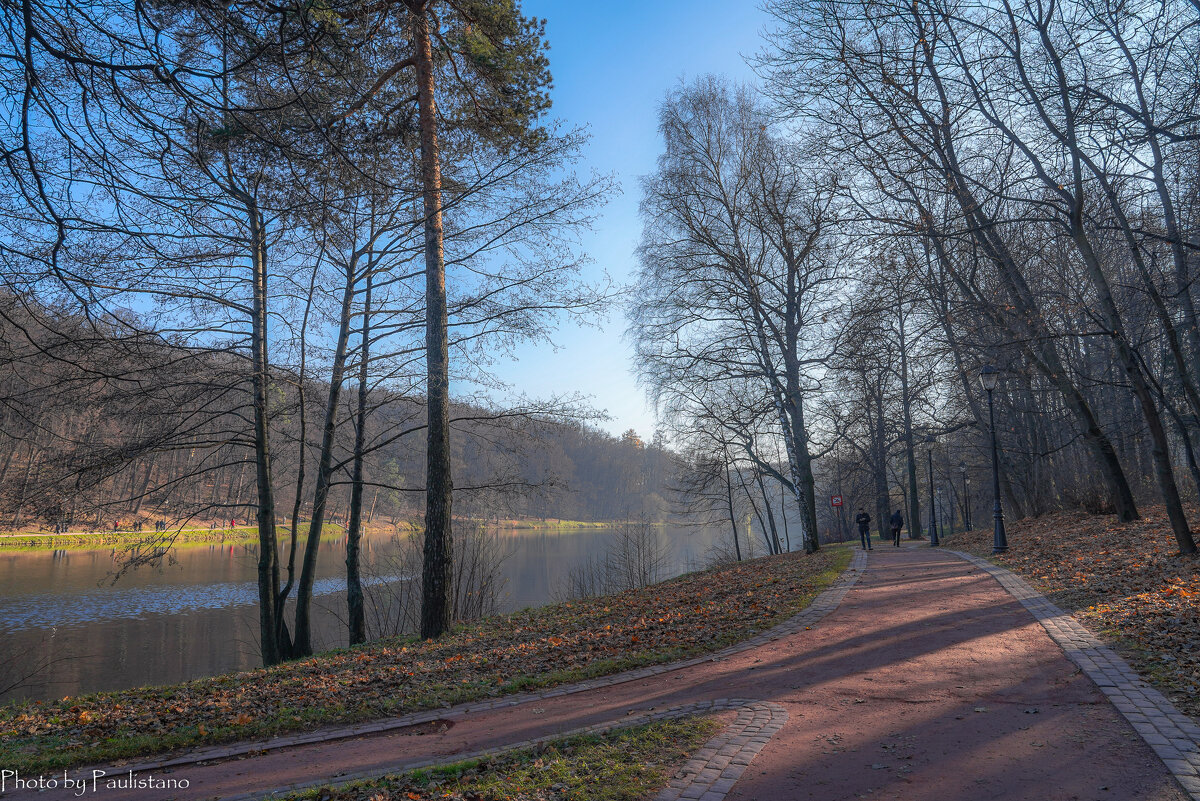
[1,574,410,630]
[0,525,721,701]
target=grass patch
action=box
[286,715,722,801]
[0,545,849,773]
[946,508,1199,719]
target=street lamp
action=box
[979,365,1008,553]
[924,433,939,546]
[959,461,971,532]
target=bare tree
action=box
[632,77,845,554]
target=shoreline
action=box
[0,519,630,551]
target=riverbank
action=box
[464,518,619,530]
[0,544,850,773]
[0,518,617,551]
[946,507,1199,719]
[0,524,352,551]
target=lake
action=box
[0,523,731,702]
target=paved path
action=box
[2,547,1193,801]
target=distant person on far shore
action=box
[890,510,904,547]
[855,508,872,550]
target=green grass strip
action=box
[287,715,722,801]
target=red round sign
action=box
[830,495,843,507]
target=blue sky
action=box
[489,1,770,438]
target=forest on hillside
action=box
[0,295,672,529]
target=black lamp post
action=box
[925,434,939,546]
[979,365,1008,553]
[959,461,971,532]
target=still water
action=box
[0,525,724,702]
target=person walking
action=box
[890,509,904,547]
[855,509,873,550]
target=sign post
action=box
[830,495,845,542]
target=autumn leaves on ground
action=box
[0,547,848,773]
[950,507,1200,718]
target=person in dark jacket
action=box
[890,510,904,547]
[855,509,872,550]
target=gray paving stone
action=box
[1163,759,1194,775]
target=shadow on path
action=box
[0,548,1187,801]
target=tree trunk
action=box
[871,389,890,541]
[777,472,791,552]
[132,462,153,514]
[411,3,454,639]
[1069,223,1196,554]
[293,262,358,655]
[897,305,921,539]
[282,260,319,639]
[247,201,285,666]
[777,377,818,553]
[12,440,38,526]
[736,465,772,555]
[1165,396,1200,503]
[723,454,741,561]
[754,470,782,554]
[346,266,372,646]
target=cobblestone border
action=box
[224,698,784,801]
[109,549,867,776]
[949,550,1200,800]
[653,701,787,801]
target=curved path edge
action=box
[225,698,786,801]
[652,700,786,801]
[948,549,1200,799]
[97,549,867,777]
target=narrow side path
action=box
[2,547,1191,801]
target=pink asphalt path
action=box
[3,547,1188,801]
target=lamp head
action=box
[979,364,1000,392]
